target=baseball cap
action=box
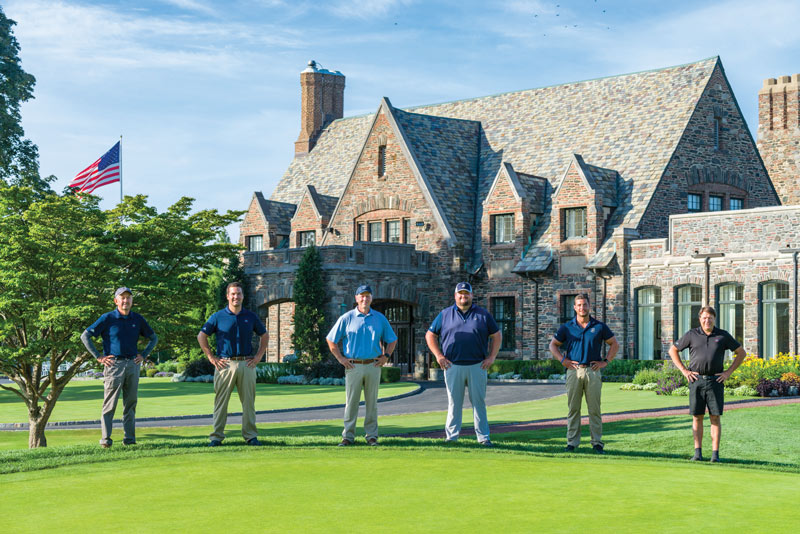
[355,284,373,295]
[114,287,133,298]
[455,282,472,293]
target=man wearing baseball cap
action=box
[326,284,397,446]
[81,287,158,448]
[426,282,501,446]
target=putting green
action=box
[0,449,796,533]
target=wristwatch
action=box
[602,358,608,363]
[382,353,390,359]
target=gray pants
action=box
[101,358,140,445]
[444,362,489,442]
[343,363,381,441]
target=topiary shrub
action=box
[381,366,401,383]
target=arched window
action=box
[637,287,661,360]
[718,283,744,353]
[761,281,789,359]
[675,285,702,357]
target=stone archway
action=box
[260,298,294,362]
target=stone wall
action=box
[757,74,800,205]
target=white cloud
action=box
[326,0,416,19]
[159,0,218,16]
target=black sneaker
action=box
[209,440,222,447]
[691,453,703,461]
[246,438,261,446]
[593,444,604,455]
[564,445,575,452]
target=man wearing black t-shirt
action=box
[668,306,746,462]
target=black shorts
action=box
[689,376,724,416]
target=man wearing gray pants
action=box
[426,282,501,446]
[82,287,158,448]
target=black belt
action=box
[698,374,718,379]
[226,356,253,361]
[113,355,137,360]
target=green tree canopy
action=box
[0,7,44,189]
[0,185,241,448]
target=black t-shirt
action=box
[673,327,741,375]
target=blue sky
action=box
[5,0,800,239]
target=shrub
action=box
[756,375,800,397]
[656,373,687,395]
[619,383,643,391]
[672,386,690,396]
[729,385,758,397]
[731,354,800,388]
[145,368,158,378]
[304,357,345,379]
[780,372,800,383]
[633,368,662,385]
[642,382,659,391]
[156,361,178,374]
[381,366,401,383]
[277,375,308,385]
[256,363,294,384]
[184,357,215,378]
[605,359,662,376]
[154,371,173,377]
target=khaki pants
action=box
[343,363,381,442]
[101,358,140,445]
[565,367,603,447]
[211,360,257,442]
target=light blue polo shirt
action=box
[326,308,397,359]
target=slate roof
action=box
[255,192,296,236]
[307,185,338,221]
[391,107,481,250]
[268,57,721,268]
[515,171,549,214]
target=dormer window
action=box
[564,207,587,239]
[492,213,514,244]
[246,235,263,252]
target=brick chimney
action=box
[757,74,800,205]
[294,60,345,156]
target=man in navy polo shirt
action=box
[668,306,746,462]
[198,281,267,447]
[327,284,397,446]
[426,282,501,446]
[549,293,619,454]
[82,287,158,448]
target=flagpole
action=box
[119,135,123,203]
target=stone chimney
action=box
[757,74,800,205]
[294,60,345,156]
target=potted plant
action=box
[428,359,443,381]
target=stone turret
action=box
[757,74,800,205]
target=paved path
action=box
[1,381,566,431]
[403,396,800,438]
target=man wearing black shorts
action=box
[668,306,746,462]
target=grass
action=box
[0,379,419,423]
[1,444,797,533]
[0,384,796,533]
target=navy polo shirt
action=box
[428,304,499,365]
[201,307,267,358]
[553,316,614,365]
[86,310,155,357]
[326,308,397,359]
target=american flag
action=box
[69,141,121,194]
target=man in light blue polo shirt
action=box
[82,287,158,448]
[549,293,619,454]
[426,282,501,446]
[198,281,267,447]
[326,284,397,446]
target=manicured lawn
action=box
[0,447,797,533]
[0,379,419,423]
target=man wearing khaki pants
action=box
[549,293,619,454]
[327,284,397,446]
[198,282,267,447]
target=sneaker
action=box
[479,440,494,448]
[100,442,112,449]
[338,439,353,447]
[367,438,379,447]
[691,453,703,461]
[246,438,261,446]
[709,452,720,463]
[593,444,604,455]
[564,445,575,452]
[123,441,136,446]
[208,440,222,447]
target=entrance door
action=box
[372,301,414,374]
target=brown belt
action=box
[349,358,376,364]
[228,356,253,361]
